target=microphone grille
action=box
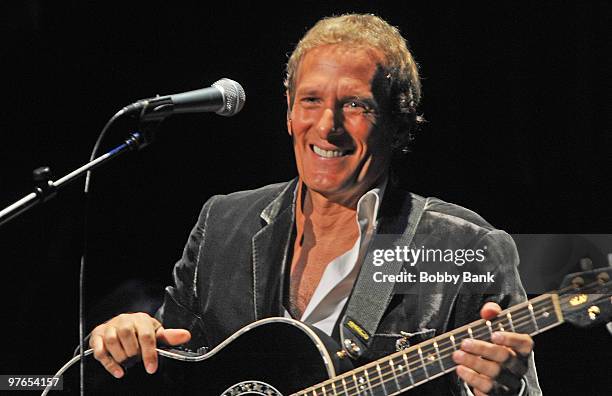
[213,78,246,116]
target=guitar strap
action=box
[339,194,427,358]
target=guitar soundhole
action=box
[221,380,282,396]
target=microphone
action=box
[123,78,246,120]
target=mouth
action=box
[311,144,353,158]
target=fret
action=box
[450,334,457,351]
[551,293,564,322]
[433,341,445,371]
[417,347,429,379]
[452,330,470,348]
[353,373,364,396]
[539,298,562,330]
[389,357,401,391]
[528,303,539,332]
[402,352,415,385]
[489,316,505,335]
[527,297,562,333]
[363,368,374,396]
[497,320,505,331]
[293,297,566,396]
[507,312,516,332]
[376,363,388,394]
[424,344,444,377]
[438,338,457,373]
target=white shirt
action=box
[284,182,528,396]
[284,183,385,336]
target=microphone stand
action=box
[0,129,155,227]
[1,116,160,395]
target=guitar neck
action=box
[294,293,564,396]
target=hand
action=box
[452,302,533,395]
[89,312,191,378]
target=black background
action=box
[0,1,610,394]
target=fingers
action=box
[90,333,124,379]
[453,332,532,395]
[457,339,511,364]
[157,328,192,346]
[456,365,493,394]
[134,316,160,374]
[453,348,501,378]
[104,325,129,364]
[90,312,190,377]
[473,389,488,396]
[491,331,534,355]
[116,321,139,358]
[479,302,502,320]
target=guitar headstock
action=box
[558,267,612,328]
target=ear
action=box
[286,90,292,136]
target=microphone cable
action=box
[78,107,130,396]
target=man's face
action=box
[287,44,394,204]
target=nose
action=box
[316,108,342,139]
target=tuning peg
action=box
[571,276,585,288]
[596,271,610,284]
[579,257,593,271]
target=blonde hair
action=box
[285,14,423,151]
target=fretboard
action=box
[293,293,563,396]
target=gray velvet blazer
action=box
[156,178,541,395]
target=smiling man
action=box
[90,14,541,395]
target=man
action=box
[90,14,541,395]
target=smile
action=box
[311,144,352,158]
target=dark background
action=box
[0,1,610,394]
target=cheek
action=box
[292,107,319,128]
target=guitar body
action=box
[55,318,351,395]
[48,268,612,395]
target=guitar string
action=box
[327,285,609,396]
[302,280,608,396]
[324,278,609,395]
[300,302,551,396]
[333,284,610,396]
[306,298,570,396]
[303,296,559,395]
[299,298,556,396]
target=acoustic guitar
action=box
[44,268,611,395]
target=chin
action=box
[304,177,355,196]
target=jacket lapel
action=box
[251,179,298,319]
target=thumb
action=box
[155,327,192,346]
[480,302,502,320]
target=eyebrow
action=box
[294,86,322,97]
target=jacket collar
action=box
[251,177,420,320]
[260,178,299,225]
[252,178,299,319]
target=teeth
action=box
[313,145,346,158]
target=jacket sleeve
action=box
[154,195,220,350]
[453,229,542,396]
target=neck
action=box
[295,182,360,247]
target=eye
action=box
[343,100,376,115]
[300,97,321,107]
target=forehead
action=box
[294,45,385,91]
